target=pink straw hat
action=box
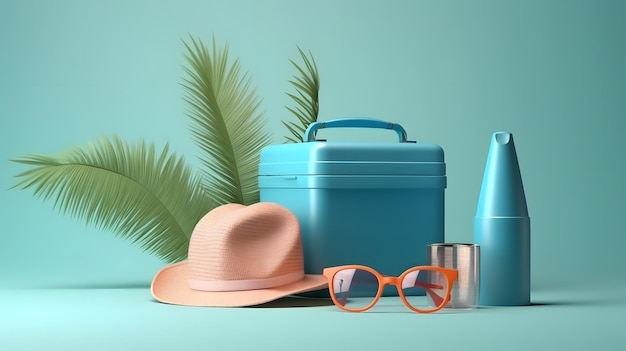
[151,202,327,307]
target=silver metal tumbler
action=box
[428,243,480,309]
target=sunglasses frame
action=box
[323,265,458,313]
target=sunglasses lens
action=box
[401,269,449,310]
[331,268,379,310]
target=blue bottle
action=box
[474,132,530,306]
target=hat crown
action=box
[187,203,304,291]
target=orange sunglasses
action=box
[323,265,458,313]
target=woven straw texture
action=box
[151,202,327,307]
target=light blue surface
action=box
[1,284,625,350]
[1,0,626,349]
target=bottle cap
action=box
[475,132,528,218]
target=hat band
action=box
[188,271,304,292]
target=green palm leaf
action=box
[182,36,272,205]
[11,135,212,263]
[10,36,316,267]
[283,47,320,143]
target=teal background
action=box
[1,0,625,349]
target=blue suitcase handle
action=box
[304,118,413,143]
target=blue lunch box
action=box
[259,118,446,281]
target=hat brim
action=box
[151,261,328,307]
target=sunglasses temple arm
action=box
[425,288,445,306]
[333,280,354,306]
[336,292,349,305]
[413,281,446,306]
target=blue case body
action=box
[258,119,447,283]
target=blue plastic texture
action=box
[259,119,446,296]
[474,132,531,306]
[259,141,445,176]
[305,118,411,142]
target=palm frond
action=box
[11,135,212,263]
[181,36,272,205]
[283,46,320,143]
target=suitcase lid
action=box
[259,141,445,176]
